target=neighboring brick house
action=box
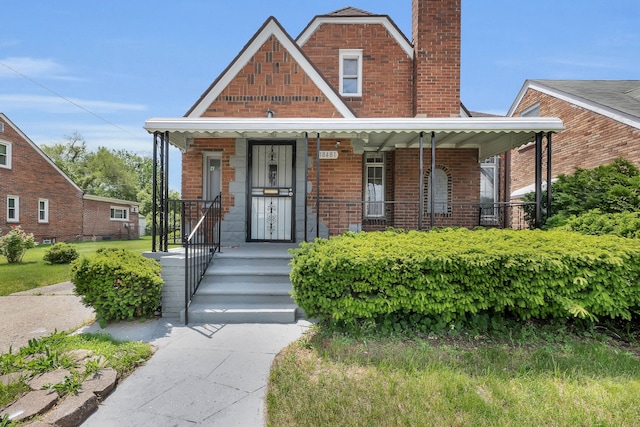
[146,1,563,245]
[0,113,141,243]
[508,80,640,200]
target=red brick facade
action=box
[82,197,140,241]
[180,1,493,241]
[0,114,141,243]
[0,114,83,242]
[510,89,640,194]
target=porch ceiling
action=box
[144,117,564,160]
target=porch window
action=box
[7,195,19,222]
[480,156,499,219]
[364,152,385,218]
[339,49,362,96]
[425,167,451,215]
[38,199,49,223]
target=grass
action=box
[266,322,640,427]
[0,237,155,296]
[0,331,153,411]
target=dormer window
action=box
[339,49,362,97]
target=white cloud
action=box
[0,93,146,114]
[0,57,69,79]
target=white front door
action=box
[248,142,295,242]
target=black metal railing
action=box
[182,196,222,324]
[313,199,536,237]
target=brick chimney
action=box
[412,0,461,117]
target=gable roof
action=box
[0,112,83,193]
[185,17,355,119]
[508,80,640,129]
[296,8,413,58]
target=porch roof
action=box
[144,117,564,160]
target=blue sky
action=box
[2,1,638,191]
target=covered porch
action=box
[144,116,562,323]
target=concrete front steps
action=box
[187,244,300,323]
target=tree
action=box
[42,133,161,217]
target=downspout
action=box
[418,132,424,230]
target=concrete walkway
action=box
[79,319,310,426]
[0,282,95,354]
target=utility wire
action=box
[0,61,139,138]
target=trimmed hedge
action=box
[43,242,80,264]
[71,248,163,324]
[290,229,640,324]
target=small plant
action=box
[45,374,83,397]
[43,242,79,264]
[71,247,163,325]
[0,225,35,263]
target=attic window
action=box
[0,123,4,132]
[339,49,362,97]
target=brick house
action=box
[146,1,563,247]
[0,113,141,243]
[508,80,640,201]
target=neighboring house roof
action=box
[327,7,374,16]
[296,8,412,58]
[83,194,140,206]
[144,116,564,161]
[0,112,84,194]
[508,80,640,129]
[185,17,355,119]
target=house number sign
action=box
[319,150,339,159]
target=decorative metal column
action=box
[316,133,321,239]
[546,132,553,223]
[430,131,436,229]
[534,132,543,229]
[304,132,309,242]
[418,132,424,230]
[152,131,170,252]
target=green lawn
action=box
[0,237,155,296]
[267,324,640,427]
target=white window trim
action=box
[339,49,363,97]
[0,140,11,169]
[364,152,385,218]
[480,157,500,220]
[38,198,49,223]
[110,206,129,221]
[7,195,19,222]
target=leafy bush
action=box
[290,229,640,326]
[43,242,80,264]
[524,158,640,228]
[0,225,36,263]
[71,248,163,325]
[560,210,640,238]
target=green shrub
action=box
[0,225,36,263]
[523,158,640,228]
[561,210,640,238]
[43,242,80,264]
[71,248,163,325]
[290,229,640,325]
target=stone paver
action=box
[0,389,58,423]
